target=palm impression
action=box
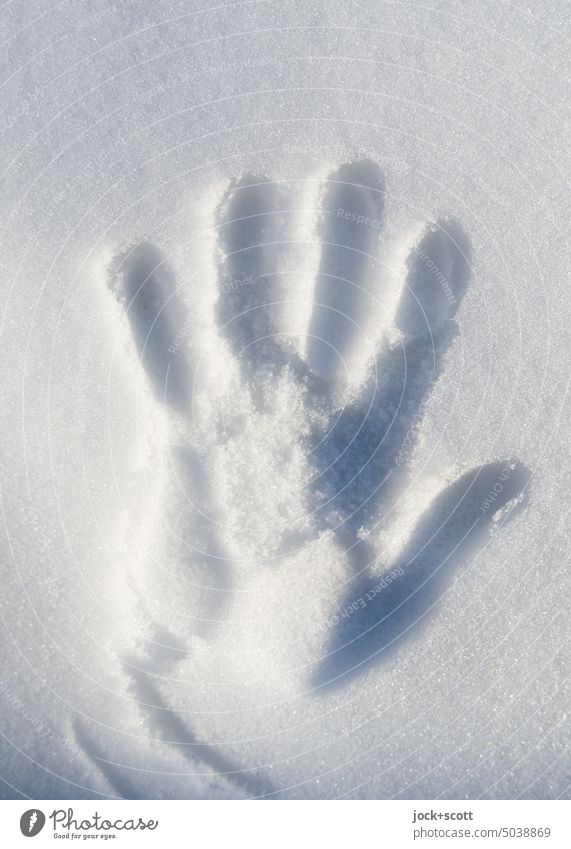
[105,159,530,749]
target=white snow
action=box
[0,0,569,800]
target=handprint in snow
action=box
[105,159,530,707]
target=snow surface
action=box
[0,0,569,800]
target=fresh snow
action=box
[0,0,569,800]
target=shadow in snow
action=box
[309,219,472,556]
[109,242,193,413]
[306,160,386,380]
[216,175,288,384]
[314,461,531,690]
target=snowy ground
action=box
[0,0,569,800]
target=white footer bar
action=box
[1,799,568,848]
